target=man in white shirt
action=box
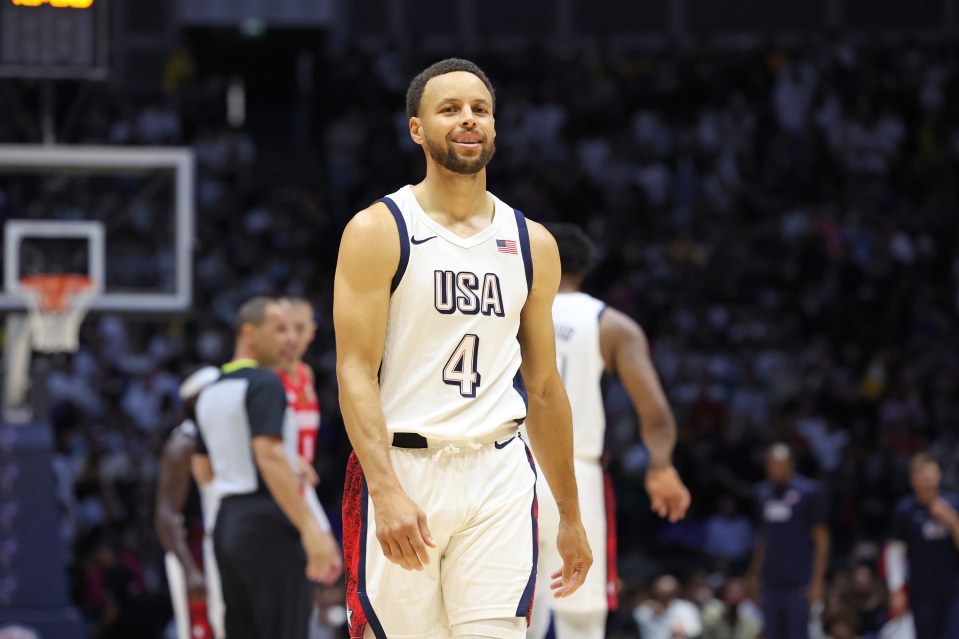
[633,575,702,639]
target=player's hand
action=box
[645,464,691,523]
[185,567,208,601]
[373,491,436,571]
[297,455,320,487]
[319,530,344,585]
[930,497,959,530]
[889,589,909,618]
[550,519,592,598]
[302,523,335,582]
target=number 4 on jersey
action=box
[444,334,481,397]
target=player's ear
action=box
[409,117,425,145]
[240,321,256,342]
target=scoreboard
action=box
[0,0,108,79]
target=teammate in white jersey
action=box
[527,224,690,639]
[334,58,592,639]
[155,366,224,639]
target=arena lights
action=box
[11,0,94,7]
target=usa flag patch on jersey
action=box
[496,239,517,254]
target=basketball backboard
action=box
[0,144,194,312]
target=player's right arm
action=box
[599,308,690,522]
[155,432,206,600]
[334,203,435,571]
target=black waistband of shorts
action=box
[390,426,519,450]
[220,491,271,504]
[391,432,429,448]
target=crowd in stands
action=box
[1,32,958,638]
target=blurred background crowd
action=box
[2,28,959,639]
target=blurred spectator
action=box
[309,582,348,639]
[700,577,762,639]
[703,494,755,573]
[633,574,702,639]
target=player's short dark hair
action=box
[545,223,596,277]
[406,58,496,119]
[280,295,312,310]
[234,296,275,336]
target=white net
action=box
[21,280,96,353]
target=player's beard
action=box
[424,132,496,175]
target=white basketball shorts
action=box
[344,432,537,639]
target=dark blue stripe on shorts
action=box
[359,475,387,639]
[516,446,538,617]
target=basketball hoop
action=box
[18,274,96,353]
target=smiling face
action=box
[411,71,496,175]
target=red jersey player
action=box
[278,296,343,585]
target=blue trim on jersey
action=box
[516,446,538,617]
[512,371,529,424]
[598,304,607,321]
[379,197,410,294]
[513,209,533,294]
[359,475,387,639]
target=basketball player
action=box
[334,58,592,639]
[527,224,690,639]
[885,453,959,639]
[277,295,343,584]
[154,365,224,639]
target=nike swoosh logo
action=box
[494,436,516,449]
[411,236,437,245]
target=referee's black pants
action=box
[214,493,313,639]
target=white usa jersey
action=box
[378,185,532,441]
[553,292,607,461]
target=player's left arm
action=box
[809,524,830,604]
[808,485,830,604]
[155,433,206,600]
[518,220,592,598]
[600,308,689,522]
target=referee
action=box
[193,296,334,639]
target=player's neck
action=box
[232,343,258,365]
[281,360,301,378]
[415,167,489,223]
[558,276,582,293]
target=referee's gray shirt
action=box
[195,359,297,499]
